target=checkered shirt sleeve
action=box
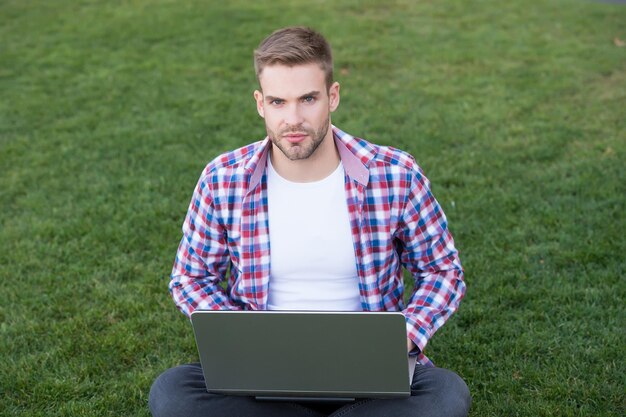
[169,169,240,316]
[397,159,465,354]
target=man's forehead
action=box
[258,63,326,96]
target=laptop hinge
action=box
[255,396,356,403]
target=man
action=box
[149,26,471,417]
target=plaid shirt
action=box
[170,126,465,366]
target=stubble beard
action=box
[266,115,330,161]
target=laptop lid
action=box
[190,310,413,400]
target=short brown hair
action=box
[254,26,334,89]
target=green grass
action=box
[1,0,624,415]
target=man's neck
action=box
[270,129,340,183]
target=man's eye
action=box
[270,99,284,105]
[303,96,315,103]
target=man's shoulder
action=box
[336,126,418,172]
[369,142,417,171]
[201,139,267,178]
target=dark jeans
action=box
[149,362,471,417]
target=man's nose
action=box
[284,103,304,125]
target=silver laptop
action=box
[190,310,416,402]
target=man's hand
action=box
[407,338,415,353]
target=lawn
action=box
[1,0,624,416]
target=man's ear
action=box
[253,90,265,118]
[328,82,340,112]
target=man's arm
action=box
[169,174,241,316]
[398,162,466,355]
[407,338,415,353]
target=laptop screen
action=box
[191,310,412,400]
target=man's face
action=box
[254,63,340,161]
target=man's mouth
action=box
[283,133,308,144]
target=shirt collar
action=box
[246,125,375,192]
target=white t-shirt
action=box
[266,158,361,311]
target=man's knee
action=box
[431,368,471,416]
[412,366,471,417]
[149,365,197,417]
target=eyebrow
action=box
[299,91,320,99]
[264,91,321,102]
